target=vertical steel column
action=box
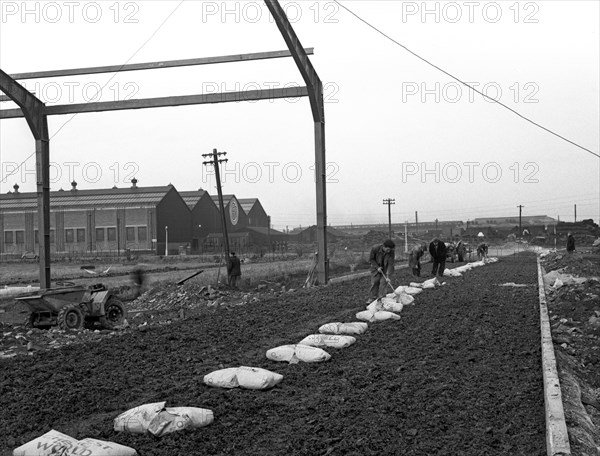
[265,0,328,283]
[0,69,50,288]
[36,120,51,288]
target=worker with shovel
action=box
[368,239,395,303]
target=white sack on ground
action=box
[403,286,423,295]
[114,401,214,437]
[382,300,404,313]
[298,334,356,348]
[318,322,368,335]
[266,344,331,363]
[203,366,283,390]
[443,269,462,277]
[203,367,239,389]
[13,430,137,456]
[356,310,400,322]
[366,300,383,312]
[385,292,415,305]
[235,366,284,389]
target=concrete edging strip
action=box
[537,257,571,456]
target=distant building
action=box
[238,198,269,227]
[0,181,190,257]
[180,189,221,252]
[294,225,350,243]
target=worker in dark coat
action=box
[368,239,395,302]
[408,243,427,277]
[477,243,489,261]
[429,238,447,277]
[566,232,576,253]
[227,252,242,289]
[456,240,467,262]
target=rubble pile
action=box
[542,251,599,277]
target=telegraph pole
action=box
[415,211,419,234]
[383,198,395,240]
[203,149,231,279]
[518,205,524,237]
[574,204,577,222]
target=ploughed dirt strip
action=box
[0,254,545,455]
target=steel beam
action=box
[10,49,314,80]
[0,87,308,119]
[265,0,328,284]
[0,70,51,288]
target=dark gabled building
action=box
[0,180,190,257]
[238,198,269,227]
[210,194,248,232]
[180,189,221,252]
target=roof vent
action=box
[112,185,118,189]
[131,178,138,188]
[71,181,78,191]
[13,183,19,194]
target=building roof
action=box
[210,194,235,209]
[0,184,175,211]
[179,190,209,209]
[237,198,259,214]
[295,225,350,237]
[246,226,287,236]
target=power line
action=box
[333,1,599,159]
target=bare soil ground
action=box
[0,255,548,455]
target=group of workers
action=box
[368,237,489,303]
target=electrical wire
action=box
[333,0,599,159]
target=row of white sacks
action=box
[14,259,498,455]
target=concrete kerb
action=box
[536,257,572,456]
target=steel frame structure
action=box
[0,0,328,287]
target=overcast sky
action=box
[1,0,598,230]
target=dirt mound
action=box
[542,251,600,276]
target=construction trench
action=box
[1,251,599,455]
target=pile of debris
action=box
[542,251,600,277]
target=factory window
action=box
[76,229,86,243]
[50,229,55,244]
[107,227,116,242]
[4,231,13,244]
[95,228,104,242]
[126,227,135,241]
[137,226,147,241]
[15,230,25,244]
[65,229,74,243]
[34,230,38,244]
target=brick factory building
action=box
[0,180,191,258]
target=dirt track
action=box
[0,255,545,455]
